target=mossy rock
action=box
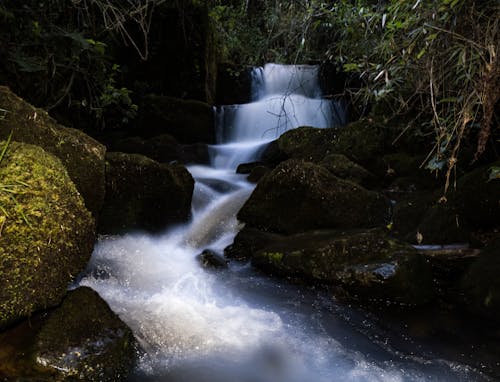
[461,237,500,319]
[224,226,284,261]
[454,160,500,229]
[32,287,135,381]
[276,126,338,162]
[99,152,194,234]
[0,86,106,216]
[252,229,433,305]
[333,118,386,167]
[320,153,378,188]
[0,142,95,329]
[238,159,389,234]
[137,95,214,144]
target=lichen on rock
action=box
[0,142,95,329]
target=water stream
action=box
[78,64,492,381]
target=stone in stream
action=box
[250,229,433,305]
[0,86,106,217]
[99,152,194,234]
[33,287,136,381]
[196,249,228,269]
[0,142,95,329]
[238,159,389,234]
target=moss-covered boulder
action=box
[460,237,500,319]
[333,118,386,167]
[252,229,433,305]
[0,142,95,329]
[137,95,215,144]
[99,152,194,234]
[454,161,500,229]
[238,159,389,234]
[320,153,378,188]
[31,287,135,381]
[276,126,338,162]
[0,86,106,216]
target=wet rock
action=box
[137,94,215,143]
[461,237,500,319]
[248,165,271,183]
[0,86,106,216]
[252,229,433,305]
[99,152,194,234]
[225,227,284,261]
[0,143,95,329]
[33,287,135,381]
[320,153,378,188]
[238,159,389,234]
[454,161,500,229]
[196,249,228,269]
[236,161,264,174]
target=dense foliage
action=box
[0,0,162,130]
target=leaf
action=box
[488,166,500,182]
[0,130,13,165]
[426,155,446,171]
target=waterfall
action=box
[77,64,485,382]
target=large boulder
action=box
[238,159,389,234]
[137,95,215,143]
[99,152,194,234]
[0,86,106,216]
[0,142,95,329]
[33,287,136,381]
[252,229,433,305]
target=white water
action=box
[78,64,489,381]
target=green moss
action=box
[0,86,106,216]
[265,252,283,265]
[0,142,95,329]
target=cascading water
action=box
[78,64,489,382]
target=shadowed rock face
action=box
[99,152,194,234]
[238,159,389,234]
[0,86,106,217]
[0,142,95,329]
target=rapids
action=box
[78,64,492,381]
